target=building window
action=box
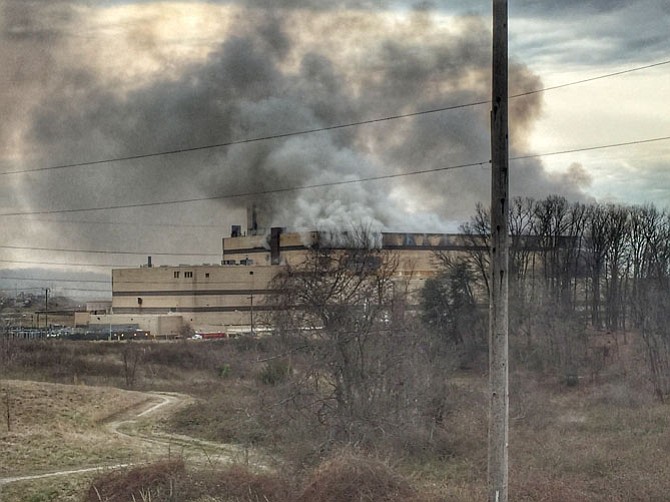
[184,271,193,278]
[205,273,210,278]
[174,271,180,278]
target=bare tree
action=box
[562,202,588,311]
[638,282,670,401]
[627,205,666,326]
[456,197,670,397]
[420,256,486,366]
[509,197,536,285]
[533,196,573,305]
[628,208,670,400]
[603,205,630,331]
[122,343,143,388]
[3,385,10,432]
[585,204,610,329]
[267,233,424,443]
[459,203,491,296]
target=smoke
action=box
[3,1,592,261]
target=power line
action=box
[0,244,219,257]
[6,217,227,228]
[0,102,489,177]
[0,258,128,268]
[1,58,668,178]
[510,59,670,98]
[0,160,489,216]
[1,134,668,218]
[0,286,109,293]
[55,287,111,293]
[0,274,311,287]
[513,135,670,161]
[0,275,109,284]
[0,131,667,270]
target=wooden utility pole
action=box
[45,287,49,336]
[489,1,509,501]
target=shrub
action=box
[85,459,185,502]
[212,464,294,501]
[297,452,417,502]
[142,343,206,370]
[218,363,232,378]
[258,359,292,386]
[84,460,295,502]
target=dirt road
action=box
[0,387,264,489]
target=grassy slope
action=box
[2,339,670,501]
[0,380,152,475]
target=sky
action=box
[0,0,668,299]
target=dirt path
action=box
[0,388,265,489]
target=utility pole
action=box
[249,294,255,336]
[489,1,509,501]
[249,270,255,335]
[44,288,50,337]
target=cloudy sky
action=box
[0,0,668,297]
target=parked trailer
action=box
[194,332,228,340]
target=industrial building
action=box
[88,222,482,337]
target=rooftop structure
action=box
[107,224,483,335]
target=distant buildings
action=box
[86,214,484,337]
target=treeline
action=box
[451,196,670,398]
[252,206,670,457]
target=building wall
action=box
[74,312,91,327]
[112,231,480,331]
[89,313,184,338]
[221,230,479,273]
[86,301,112,313]
[112,264,281,330]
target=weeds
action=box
[297,451,417,502]
[5,335,670,501]
[3,384,11,432]
[83,454,443,502]
[257,359,291,386]
[85,459,184,502]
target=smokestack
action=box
[247,204,259,236]
[270,227,282,265]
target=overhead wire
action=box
[0,244,219,257]
[0,98,488,177]
[6,132,667,272]
[0,58,668,178]
[509,59,670,98]
[0,134,667,273]
[0,275,109,284]
[513,135,670,161]
[0,286,109,293]
[0,258,127,268]
[8,217,227,228]
[0,58,668,280]
[0,134,668,218]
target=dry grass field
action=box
[0,380,152,476]
[0,379,163,502]
[407,375,670,501]
[1,337,670,501]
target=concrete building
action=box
[111,262,279,333]
[105,225,482,336]
[87,313,184,339]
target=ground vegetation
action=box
[3,198,670,500]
